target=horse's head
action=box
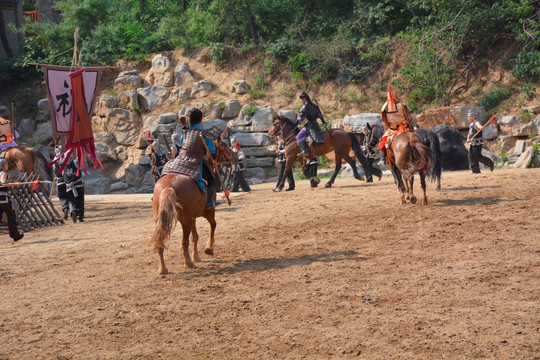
[267,116,285,141]
[215,139,238,165]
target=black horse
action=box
[364,125,443,190]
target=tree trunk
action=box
[303,0,316,21]
[0,9,14,58]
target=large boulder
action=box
[117,90,139,111]
[229,80,250,94]
[104,108,142,146]
[144,54,174,87]
[417,106,485,130]
[36,98,50,122]
[114,70,143,90]
[95,94,118,117]
[191,79,213,98]
[339,113,382,133]
[168,87,191,105]
[222,100,242,119]
[432,124,469,170]
[174,62,196,86]
[137,86,170,111]
[33,122,53,145]
[228,105,274,133]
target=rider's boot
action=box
[205,186,216,209]
[297,141,309,157]
[309,160,320,186]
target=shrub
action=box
[244,104,258,116]
[477,87,513,111]
[247,73,266,99]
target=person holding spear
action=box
[466,110,495,173]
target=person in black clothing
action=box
[466,110,494,174]
[53,145,70,220]
[63,155,85,223]
[273,137,295,192]
[0,157,23,241]
[230,136,251,193]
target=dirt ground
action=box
[1,168,539,359]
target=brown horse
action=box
[268,116,373,188]
[387,132,434,205]
[3,146,52,179]
[149,138,234,274]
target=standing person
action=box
[361,124,383,181]
[53,145,70,220]
[378,85,414,151]
[230,136,251,193]
[63,155,85,223]
[146,135,168,183]
[162,108,222,209]
[466,110,494,173]
[0,157,23,241]
[273,136,295,192]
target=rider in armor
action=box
[379,86,414,151]
[0,117,19,152]
[162,108,222,209]
[296,91,326,187]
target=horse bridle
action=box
[271,117,297,145]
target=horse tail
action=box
[425,130,442,183]
[349,133,373,181]
[150,187,178,252]
[33,150,53,181]
[410,138,434,174]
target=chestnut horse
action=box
[3,146,52,180]
[387,132,433,205]
[268,116,373,189]
[149,138,234,274]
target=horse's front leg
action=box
[203,207,216,256]
[325,155,342,188]
[191,218,201,263]
[180,218,195,269]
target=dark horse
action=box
[387,132,434,205]
[268,116,373,188]
[149,139,233,274]
[364,125,442,191]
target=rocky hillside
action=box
[0,47,539,194]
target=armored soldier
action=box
[53,145,70,220]
[296,91,326,156]
[162,108,222,209]
[230,136,251,193]
[273,137,295,192]
[378,86,414,150]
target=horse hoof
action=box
[185,262,197,269]
[410,195,417,204]
[325,182,333,188]
[204,248,214,256]
[158,267,169,275]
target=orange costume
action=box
[378,86,413,150]
[0,117,19,152]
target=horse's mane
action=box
[277,115,300,137]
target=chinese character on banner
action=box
[44,66,105,175]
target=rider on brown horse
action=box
[296,91,327,185]
[0,117,19,153]
[378,86,414,151]
[162,108,222,209]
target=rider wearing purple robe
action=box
[295,91,326,187]
[0,117,19,152]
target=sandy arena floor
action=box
[1,168,539,359]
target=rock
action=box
[499,136,517,152]
[211,101,226,119]
[222,100,242,119]
[137,86,171,111]
[337,113,382,133]
[95,95,118,117]
[417,106,485,130]
[244,167,266,179]
[168,87,191,105]
[229,80,250,94]
[158,112,177,124]
[144,54,174,87]
[174,62,195,86]
[243,145,277,157]
[104,108,142,146]
[118,90,139,111]
[228,133,269,147]
[512,146,534,168]
[124,164,148,186]
[201,119,228,131]
[84,177,111,195]
[36,98,50,122]
[278,110,297,123]
[246,157,274,167]
[482,124,498,140]
[110,181,129,192]
[17,118,35,137]
[521,105,540,114]
[191,79,213,98]
[94,132,116,144]
[33,122,53,145]
[228,105,275,133]
[94,142,117,162]
[114,70,143,90]
[339,164,366,178]
[138,155,152,166]
[513,140,528,155]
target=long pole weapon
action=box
[469,116,497,142]
[199,134,231,206]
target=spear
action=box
[469,116,497,142]
[3,180,53,191]
[199,134,231,206]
